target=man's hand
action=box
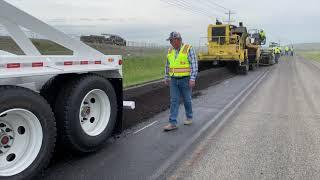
[164,79,170,86]
[189,79,195,89]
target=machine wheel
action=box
[226,62,238,74]
[0,86,56,180]
[249,63,256,71]
[54,74,117,153]
[239,60,249,75]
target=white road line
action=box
[133,121,159,134]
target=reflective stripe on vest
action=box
[167,44,191,77]
[169,67,191,73]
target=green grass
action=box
[32,39,72,55]
[123,52,166,87]
[298,51,320,62]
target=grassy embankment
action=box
[298,51,320,62]
[294,43,320,62]
[0,36,167,87]
[123,53,166,87]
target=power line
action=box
[161,0,217,18]
[161,0,240,26]
[161,0,225,20]
[181,0,227,14]
[166,0,224,18]
[206,0,229,10]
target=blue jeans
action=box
[169,77,193,125]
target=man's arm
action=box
[188,46,198,81]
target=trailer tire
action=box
[54,74,117,153]
[0,86,56,180]
[40,75,76,107]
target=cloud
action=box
[4,0,320,44]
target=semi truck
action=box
[0,1,134,179]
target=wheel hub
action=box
[1,135,9,146]
[79,89,111,136]
[0,122,14,155]
[81,105,91,118]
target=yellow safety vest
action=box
[167,44,191,77]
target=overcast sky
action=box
[4,0,320,46]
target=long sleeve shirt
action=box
[164,45,198,81]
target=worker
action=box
[290,46,294,56]
[163,31,198,131]
[285,46,289,56]
[259,30,266,44]
[274,47,281,63]
[216,19,222,25]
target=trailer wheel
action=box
[55,75,117,153]
[40,75,75,106]
[0,86,56,180]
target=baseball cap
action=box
[166,31,182,41]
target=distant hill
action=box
[293,43,320,51]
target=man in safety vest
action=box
[285,46,289,56]
[259,30,266,44]
[274,47,281,63]
[290,46,294,56]
[163,31,198,131]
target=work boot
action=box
[163,124,178,131]
[184,119,193,125]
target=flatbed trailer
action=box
[0,1,134,179]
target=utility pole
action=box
[225,10,235,24]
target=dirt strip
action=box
[122,67,234,129]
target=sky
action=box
[3,0,320,46]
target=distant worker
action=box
[259,30,266,44]
[285,46,289,56]
[274,47,281,63]
[216,19,222,25]
[163,31,198,131]
[290,46,294,56]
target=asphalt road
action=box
[171,56,320,179]
[40,64,269,179]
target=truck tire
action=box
[0,86,56,180]
[54,74,117,153]
[40,74,75,107]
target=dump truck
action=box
[0,1,134,179]
[80,34,126,46]
[198,22,262,74]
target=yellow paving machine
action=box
[198,22,263,74]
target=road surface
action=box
[171,56,320,179]
[40,63,268,179]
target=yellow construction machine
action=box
[198,22,262,74]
